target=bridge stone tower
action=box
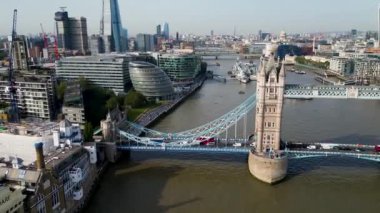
[248,53,288,184]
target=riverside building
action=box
[56,55,131,94]
[0,119,97,213]
[129,61,174,100]
[157,53,202,85]
[0,69,56,120]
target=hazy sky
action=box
[1,0,379,36]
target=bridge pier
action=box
[248,151,288,184]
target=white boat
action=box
[232,60,257,83]
[240,77,249,84]
[295,70,306,74]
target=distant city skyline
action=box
[1,0,380,36]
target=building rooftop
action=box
[0,119,82,167]
[59,54,132,62]
[0,69,54,82]
[0,167,41,183]
[129,61,156,68]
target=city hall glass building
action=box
[129,62,174,99]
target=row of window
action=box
[264,121,276,128]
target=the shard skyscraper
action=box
[100,0,127,53]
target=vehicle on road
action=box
[233,143,242,147]
[375,145,380,153]
[196,137,216,146]
[307,145,317,150]
[320,143,338,150]
[141,137,165,146]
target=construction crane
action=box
[40,23,49,61]
[40,23,48,49]
[7,9,19,123]
[54,35,60,60]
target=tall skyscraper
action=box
[55,11,70,50]
[136,34,155,52]
[162,22,170,40]
[100,0,127,53]
[55,11,89,54]
[156,25,162,36]
[378,4,380,47]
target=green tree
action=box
[83,122,94,142]
[106,96,119,110]
[124,90,146,108]
[295,56,306,64]
[0,50,6,61]
[56,81,67,102]
[0,101,9,110]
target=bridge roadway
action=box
[116,143,380,162]
[284,84,380,100]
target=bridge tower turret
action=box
[248,53,288,184]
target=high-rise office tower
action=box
[100,0,127,53]
[378,4,380,47]
[162,22,170,40]
[55,11,71,50]
[136,34,155,52]
[69,17,89,53]
[55,11,89,54]
[156,25,162,36]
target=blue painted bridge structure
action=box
[116,144,380,162]
[116,84,380,164]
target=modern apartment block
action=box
[56,55,131,94]
[12,35,29,70]
[329,57,354,76]
[62,80,85,128]
[0,69,56,120]
[354,58,380,78]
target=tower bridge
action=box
[106,54,380,184]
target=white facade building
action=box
[56,55,131,94]
[329,57,354,76]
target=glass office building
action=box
[100,0,127,53]
[129,62,174,99]
[157,53,201,84]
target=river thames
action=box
[85,58,380,213]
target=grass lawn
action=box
[127,102,162,121]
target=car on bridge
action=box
[374,145,380,153]
[195,137,215,146]
[140,138,165,146]
[320,143,339,150]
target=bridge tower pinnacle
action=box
[255,54,285,153]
